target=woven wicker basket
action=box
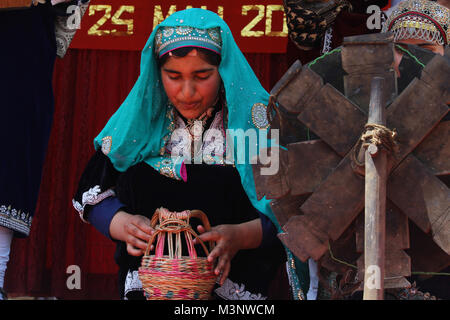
[138,208,216,300]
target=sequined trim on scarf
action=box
[153,158,180,180]
[101,136,112,155]
[251,103,269,129]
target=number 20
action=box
[241,5,287,37]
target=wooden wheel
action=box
[253,33,450,297]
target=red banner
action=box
[70,0,288,53]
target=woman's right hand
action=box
[109,210,154,256]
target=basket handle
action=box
[144,208,215,258]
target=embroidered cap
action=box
[382,0,450,46]
[154,26,223,57]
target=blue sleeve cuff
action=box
[258,211,278,249]
[87,196,125,240]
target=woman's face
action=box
[160,49,222,119]
[393,38,444,77]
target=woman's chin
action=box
[177,109,202,120]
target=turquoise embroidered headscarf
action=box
[93,8,309,298]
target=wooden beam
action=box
[363,77,388,300]
[287,140,341,196]
[342,33,397,112]
[356,203,411,290]
[278,154,365,262]
[420,54,450,104]
[408,221,450,275]
[252,147,290,200]
[271,61,325,115]
[270,194,309,228]
[387,154,450,255]
[386,78,449,167]
[298,83,367,157]
[414,121,450,176]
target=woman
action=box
[283,0,389,65]
[381,0,450,300]
[73,8,308,300]
[0,0,89,300]
[383,0,449,78]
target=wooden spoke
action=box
[386,78,448,166]
[270,194,309,228]
[298,84,367,157]
[414,121,450,176]
[341,33,397,112]
[252,147,290,200]
[274,65,324,115]
[387,155,450,255]
[287,140,341,196]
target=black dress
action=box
[0,3,57,237]
[74,150,287,300]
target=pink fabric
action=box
[179,161,187,182]
[138,269,215,280]
[155,233,165,258]
[186,232,196,258]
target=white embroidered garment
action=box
[214,278,266,300]
[54,0,91,58]
[72,186,115,222]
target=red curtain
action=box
[4,48,290,299]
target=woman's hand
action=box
[109,211,154,256]
[195,218,262,285]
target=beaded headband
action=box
[154,26,223,57]
[382,0,449,46]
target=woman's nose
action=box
[181,80,196,99]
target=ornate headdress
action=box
[154,26,222,57]
[382,0,450,46]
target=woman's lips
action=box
[180,102,199,110]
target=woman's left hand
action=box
[195,218,262,285]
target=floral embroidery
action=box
[124,270,143,299]
[0,205,32,236]
[214,278,266,300]
[72,186,116,223]
[176,26,193,35]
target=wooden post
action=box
[363,77,387,300]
